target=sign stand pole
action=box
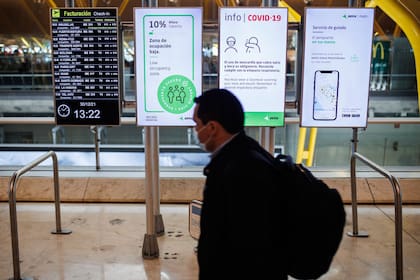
[347,127,369,237]
[91,126,101,171]
[142,0,164,259]
[260,127,275,155]
[152,126,164,236]
[142,126,159,258]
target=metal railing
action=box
[348,127,403,280]
[8,150,71,280]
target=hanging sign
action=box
[134,8,202,126]
[219,7,288,126]
[51,8,120,125]
[300,8,374,127]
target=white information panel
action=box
[301,8,374,127]
[134,8,202,126]
[219,8,288,126]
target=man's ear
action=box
[208,121,227,135]
[206,121,217,132]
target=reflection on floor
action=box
[0,203,419,280]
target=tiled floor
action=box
[0,203,419,280]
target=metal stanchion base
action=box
[155,214,165,236]
[51,229,72,235]
[142,233,159,259]
[347,231,369,237]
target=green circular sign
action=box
[157,75,196,114]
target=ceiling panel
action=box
[0,0,415,39]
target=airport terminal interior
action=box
[0,0,419,279]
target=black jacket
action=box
[197,131,287,280]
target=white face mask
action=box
[193,124,211,152]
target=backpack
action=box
[274,154,346,279]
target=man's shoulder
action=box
[227,134,274,164]
[230,132,261,149]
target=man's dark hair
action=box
[194,88,244,134]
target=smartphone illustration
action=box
[313,70,339,120]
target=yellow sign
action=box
[372,41,385,60]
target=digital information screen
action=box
[219,8,288,126]
[51,8,120,126]
[300,8,374,128]
[134,8,202,126]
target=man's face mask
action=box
[193,123,211,152]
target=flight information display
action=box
[51,8,120,125]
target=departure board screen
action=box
[51,8,120,125]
